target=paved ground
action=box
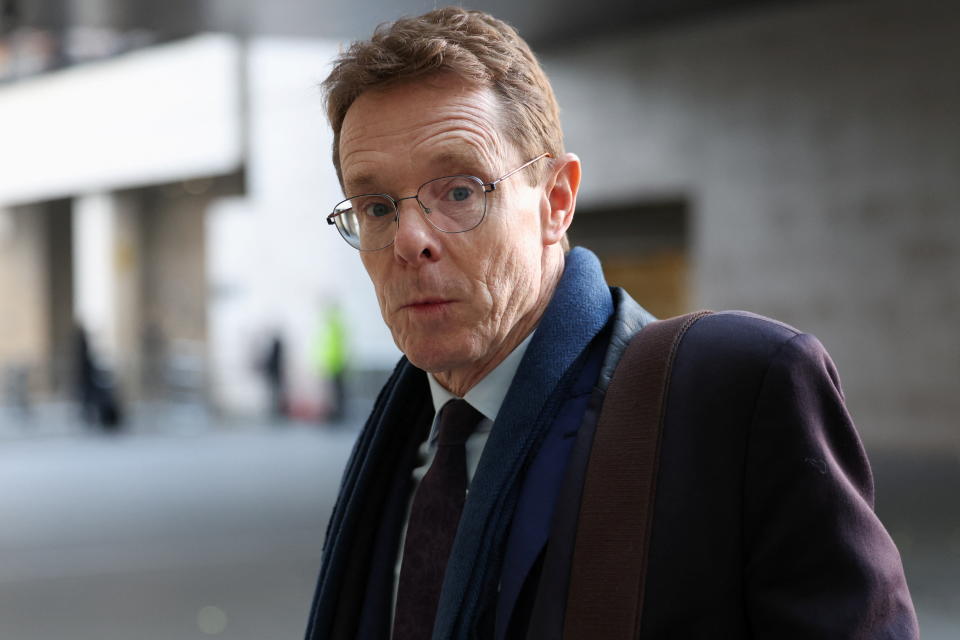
[0,411,356,640]
[0,406,956,638]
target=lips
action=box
[401,297,454,310]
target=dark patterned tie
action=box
[392,398,484,640]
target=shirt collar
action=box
[427,330,535,425]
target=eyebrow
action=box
[432,150,488,177]
[343,150,491,197]
[342,173,380,195]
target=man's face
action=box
[338,74,551,381]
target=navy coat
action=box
[306,248,918,639]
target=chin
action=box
[403,347,464,375]
[399,333,480,375]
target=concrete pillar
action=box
[0,204,49,404]
[0,200,75,403]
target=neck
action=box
[434,247,565,397]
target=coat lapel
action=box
[523,288,655,639]
[494,324,610,640]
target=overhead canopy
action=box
[3,0,801,47]
[0,34,243,206]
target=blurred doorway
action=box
[569,199,689,319]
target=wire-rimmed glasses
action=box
[327,153,551,251]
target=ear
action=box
[541,153,581,246]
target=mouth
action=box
[400,297,455,312]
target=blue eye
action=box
[363,201,393,218]
[450,186,472,201]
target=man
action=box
[307,8,918,639]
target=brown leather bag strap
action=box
[563,311,712,639]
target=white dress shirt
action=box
[391,331,535,623]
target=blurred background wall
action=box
[553,0,960,453]
[0,0,957,637]
[1,0,956,447]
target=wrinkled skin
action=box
[339,73,580,396]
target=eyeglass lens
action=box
[332,175,486,251]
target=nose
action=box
[393,196,441,264]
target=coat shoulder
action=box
[679,310,839,395]
[686,310,802,355]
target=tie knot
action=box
[436,399,484,446]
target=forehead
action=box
[339,75,512,191]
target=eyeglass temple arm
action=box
[483,152,553,192]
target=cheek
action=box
[480,241,539,314]
[361,256,392,316]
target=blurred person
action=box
[306,8,918,639]
[75,325,96,423]
[312,301,349,423]
[74,324,122,431]
[259,333,287,419]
